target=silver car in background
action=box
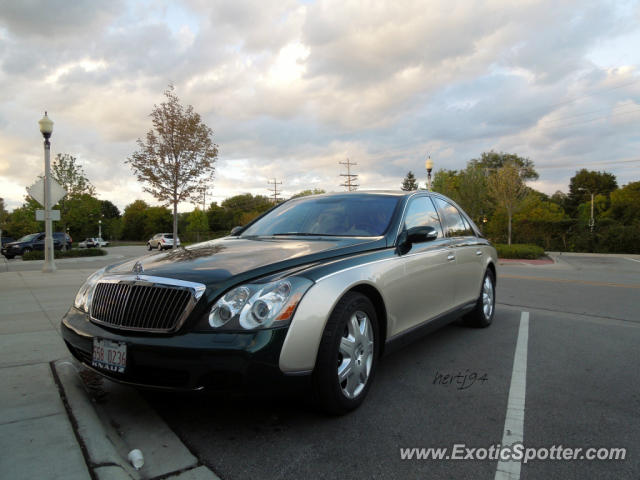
[147,233,181,250]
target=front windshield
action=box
[17,233,38,242]
[241,194,400,237]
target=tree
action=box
[186,208,209,241]
[100,200,120,219]
[488,162,526,245]
[51,154,95,197]
[290,189,326,198]
[607,181,640,225]
[456,164,490,226]
[126,84,218,248]
[63,194,102,239]
[401,171,419,191]
[143,206,172,239]
[5,197,42,238]
[0,198,8,235]
[567,169,618,215]
[470,151,538,181]
[122,200,150,241]
[432,169,460,200]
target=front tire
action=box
[157,244,162,251]
[312,292,378,415]
[463,269,495,328]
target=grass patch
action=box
[495,243,545,259]
[23,248,107,261]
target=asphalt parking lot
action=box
[3,248,637,479]
[145,254,640,480]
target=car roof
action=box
[294,190,412,199]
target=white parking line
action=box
[626,258,640,263]
[495,311,530,480]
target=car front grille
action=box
[90,280,201,332]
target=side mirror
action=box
[230,226,243,236]
[407,226,438,243]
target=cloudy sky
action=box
[1,0,639,212]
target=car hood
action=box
[107,236,386,287]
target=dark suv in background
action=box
[2,232,73,259]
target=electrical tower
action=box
[268,178,283,203]
[339,159,359,191]
[196,185,210,210]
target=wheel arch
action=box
[348,283,388,357]
[486,261,496,285]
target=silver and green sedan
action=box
[62,191,497,414]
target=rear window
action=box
[163,234,174,239]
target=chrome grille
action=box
[90,277,204,332]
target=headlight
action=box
[206,277,313,330]
[74,267,106,312]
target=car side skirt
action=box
[383,301,475,356]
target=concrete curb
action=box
[53,358,220,480]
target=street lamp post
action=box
[98,219,102,238]
[425,156,434,191]
[578,187,596,233]
[38,112,56,273]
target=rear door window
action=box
[433,198,474,237]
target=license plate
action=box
[92,338,127,373]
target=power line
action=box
[536,158,640,170]
[539,106,640,128]
[339,159,359,191]
[538,77,640,111]
[267,178,283,203]
[539,102,640,125]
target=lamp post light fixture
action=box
[578,187,596,233]
[425,156,434,191]
[98,219,102,238]
[38,112,56,273]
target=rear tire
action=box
[147,243,152,251]
[23,247,32,255]
[463,269,495,328]
[157,244,162,251]
[311,292,379,415]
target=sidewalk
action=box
[0,269,93,480]
[0,269,218,480]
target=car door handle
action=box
[475,250,483,256]
[447,253,455,261]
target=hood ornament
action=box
[133,261,144,277]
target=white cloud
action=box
[0,0,639,214]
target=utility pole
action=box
[339,159,359,191]
[268,178,283,203]
[198,186,209,211]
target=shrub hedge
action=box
[494,243,545,259]
[22,248,107,261]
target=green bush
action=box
[494,243,545,259]
[22,248,107,261]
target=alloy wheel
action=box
[482,275,494,319]
[337,310,374,399]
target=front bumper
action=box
[61,307,309,392]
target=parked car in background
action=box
[62,191,497,414]
[2,232,72,259]
[78,238,97,248]
[147,233,180,250]
[79,237,110,248]
[1,236,15,246]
